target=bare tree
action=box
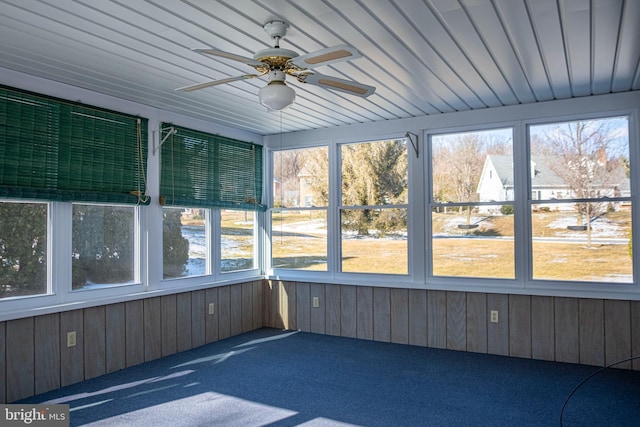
[541,119,625,246]
[432,131,511,211]
[432,134,486,224]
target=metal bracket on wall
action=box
[406,132,419,157]
[153,126,177,154]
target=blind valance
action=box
[159,124,265,211]
[0,86,149,204]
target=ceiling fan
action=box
[176,20,375,111]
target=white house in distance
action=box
[477,155,630,212]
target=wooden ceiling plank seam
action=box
[472,0,540,104]
[558,0,592,97]
[429,0,511,107]
[71,0,272,92]
[267,0,438,117]
[148,0,268,60]
[597,0,632,94]
[492,0,554,102]
[386,0,491,110]
[277,0,455,114]
[5,0,249,93]
[379,0,493,110]
[426,0,506,108]
[383,0,496,109]
[483,0,539,104]
[550,0,576,98]
[323,0,465,113]
[590,0,625,95]
[525,0,573,100]
[457,0,522,106]
[520,0,559,100]
[610,0,640,92]
[0,15,273,116]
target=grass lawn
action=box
[189,210,634,281]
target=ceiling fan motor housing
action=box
[253,47,299,69]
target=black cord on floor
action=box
[560,355,640,426]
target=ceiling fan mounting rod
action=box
[263,20,289,48]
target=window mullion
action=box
[515,121,531,285]
[52,202,72,301]
[209,209,219,278]
[328,142,340,276]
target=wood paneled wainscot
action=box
[265,281,640,371]
[1,281,264,403]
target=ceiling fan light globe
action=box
[259,82,295,110]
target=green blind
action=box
[0,86,149,204]
[160,123,265,211]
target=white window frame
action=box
[0,201,147,320]
[268,135,418,286]
[264,92,640,300]
[219,209,259,276]
[424,123,518,288]
[159,207,262,289]
[523,111,637,294]
[268,144,331,278]
[337,138,410,276]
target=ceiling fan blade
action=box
[192,48,265,67]
[297,73,375,97]
[176,74,260,92]
[290,45,362,69]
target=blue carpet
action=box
[20,328,640,426]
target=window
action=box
[163,207,207,279]
[429,128,514,279]
[0,86,148,301]
[528,116,632,283]
[221,209,255,272]
[0,201,47,298]
[340,139,408,275]
[73,204,136,289]
[272,146,328,271]
[159,124,263,279]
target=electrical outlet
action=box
[312,297,319,308]
[208,302,215,315]
[490,310,499,323]
[67,331,77,347]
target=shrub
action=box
[500,205,514,215]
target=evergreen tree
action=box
[72,205,135,289]
[340,140,408,236]
[0,203,47,297]
[1,203,191,296]
[163,209,189,278]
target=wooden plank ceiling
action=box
[0,0,638,135]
